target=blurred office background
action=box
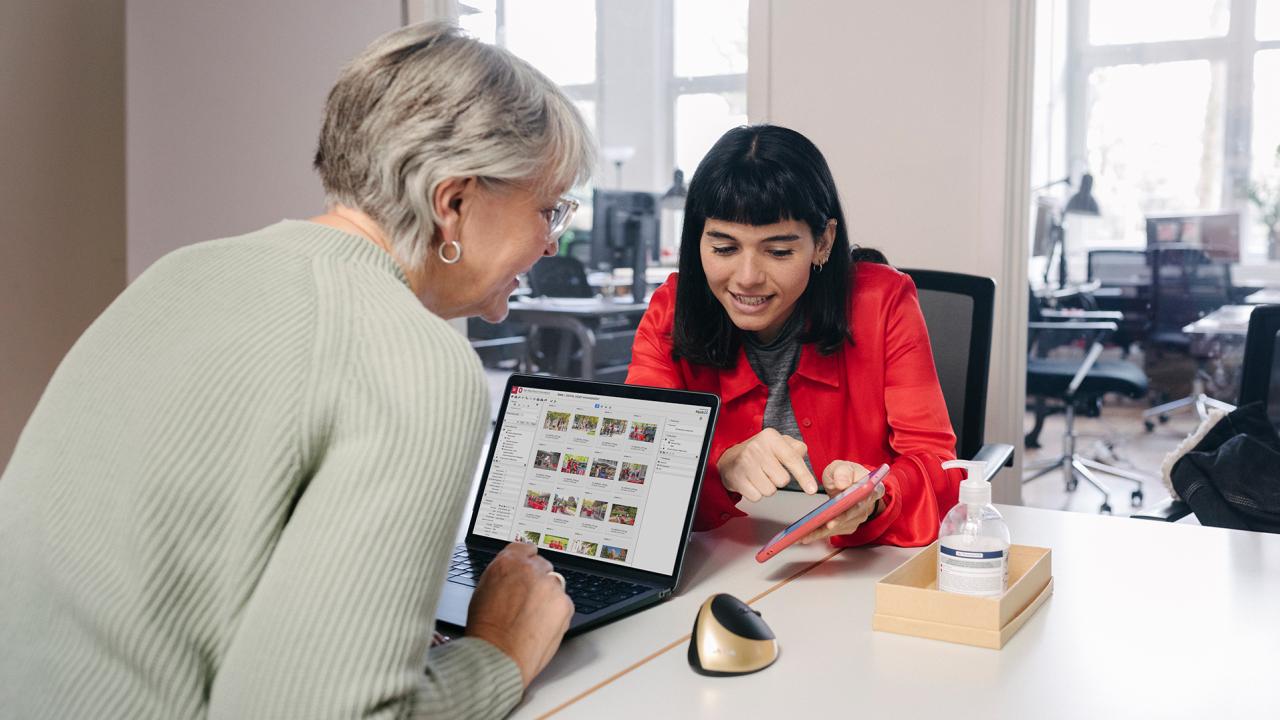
[1023,0,1280,517]
[41,0,1280,517]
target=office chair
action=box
[467,317,529,370]
[775,268,1014,494]
[1142,244,1235,430]
[523,255,638,382]
[901,269,1015,479]
[525,255,593,375]
[474,255,594,369]
[527,256,594,298]
[564,238,593,266]
[1134,304,1280,522]
[1022,292,1151,513]
[1086,249,1150,352]
[1024,281,1113,448]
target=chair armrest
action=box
[1040,309,1125,322]
[971,443,1015,483]
[1130,498,1192,522]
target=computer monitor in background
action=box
[591,190,659,303]
[1145,211,1241,262]
[1031,199,1056,258]
[1031,199,1060,286]
[590,191,659,270]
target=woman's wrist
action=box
[716,443,742,488]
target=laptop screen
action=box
[471,379,714,577]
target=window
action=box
[1082,59,1222,244]
[455,0,747,221]
[672,0,749,178]
[1033,0,1280,270]
[1087,0,1229,45]
[458,0,598,139]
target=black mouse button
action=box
[709,594,775,641]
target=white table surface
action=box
[510,494,1280,719]
[1245,288,1280,305]
[1182,304,1255,336]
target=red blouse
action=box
[625,262,963,547]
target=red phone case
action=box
[755,464,890,563]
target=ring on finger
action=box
[548,571,566,590]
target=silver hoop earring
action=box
[438,240,462,265]
[812,262,824,274]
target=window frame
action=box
[454,0,747,192]
[1063,0,1280,254]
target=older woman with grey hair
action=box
[0,22,592,719]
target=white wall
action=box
[750,0,1034,502]
[126,0,403,279]
[0,0,127,468]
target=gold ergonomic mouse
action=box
[688,593,778,676]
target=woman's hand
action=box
[716,428,819,501]
[799,460,886,544]
[466,543,574,688]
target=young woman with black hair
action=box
[626,125,962,547]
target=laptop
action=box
[436,373,719,636]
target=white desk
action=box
[512,494,1280,719]
[504,298,649,380]
[1245,288,1280,305]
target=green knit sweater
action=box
[0,221,523,718]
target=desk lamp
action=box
[1035,173,1101,288]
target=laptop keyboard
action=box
[448,546,652,615]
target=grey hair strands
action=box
[314,21,596,270]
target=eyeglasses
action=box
[543,197,579,242]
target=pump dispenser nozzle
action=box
[942,459,992,505]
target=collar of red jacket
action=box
[717,341,842,403]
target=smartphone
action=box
[755,464,890,563]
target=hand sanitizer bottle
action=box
[937,460,1010,597]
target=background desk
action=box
[511,494,1279,719]
[1245,288,1280,305]
[1181,304,1256,400]
[504,299,649,381]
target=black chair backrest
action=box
[1149,244,1231,337]
[1238,305,1280,428]
[901,268,995,460]
[1088,249,1150,286]
[527,256,593,298]
[565,238,592,266]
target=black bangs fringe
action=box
[700,155,832,236]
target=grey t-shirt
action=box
[743,311,813,491]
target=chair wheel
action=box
[1066,478,1078,492]
[1143,420,1155,432]
[1099,503,1112,514]
[1159,414,1170,424]
[1131,490,1144,505]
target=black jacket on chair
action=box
[1170,402,1280,534]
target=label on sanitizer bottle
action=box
[937,538,1009,596]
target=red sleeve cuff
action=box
[830,473,903,547]
[692,465,748,531]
